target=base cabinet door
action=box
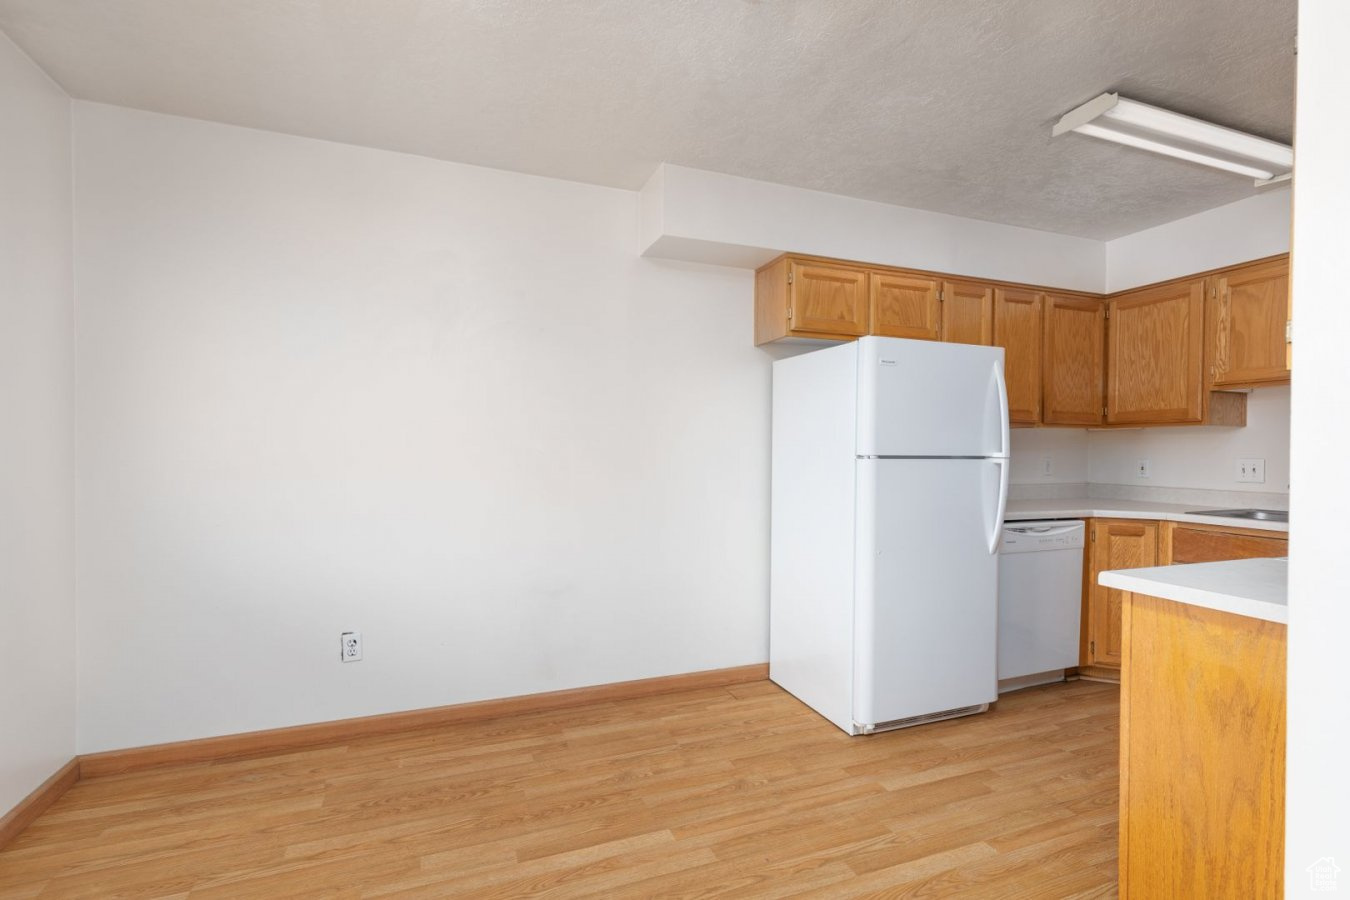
[1161,522,1288,565]
[1086,519,1158,669]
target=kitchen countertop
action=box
[1097,557,1288,624]
[1004,497,1288,533]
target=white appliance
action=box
[997,520,1085,691]
[770,336,1009,735]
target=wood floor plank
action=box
[0,679,1119,897]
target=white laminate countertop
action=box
[1004,497,1288,533]
[1098,557,1288,624]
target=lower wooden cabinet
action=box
[1119,591,1285,898]
[1160,521,1288,565]
[1083,519,1158,672]
[1079,518,1289,680]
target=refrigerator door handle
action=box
[988,458,1010,554]
[992,360,1010,458]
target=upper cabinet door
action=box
[1208,258,1291,387]
[940,281,994,346]
[993,288,1044,425]
[1042,295,1105,426]
[1107,280,1205,425]
[869,271,940,341]
[788,260,868,337]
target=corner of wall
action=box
[1103,187,1292,293]
[637,163,666,255]
[0,27,79,817]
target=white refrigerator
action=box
[770,335,1009,735]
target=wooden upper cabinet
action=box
[1087,519,1158,669]
[753,256,868,344]
[1107,280,1205,425]
[1208,257,1291,387]
[869,271,940,341]
[993,288,1043,425]
[1042,295,1105,426]
[939,280,994,346]
[788,260,868,337]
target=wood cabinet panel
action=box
[1042,295,1104,426]
[1107,280,1205,425]
[754,258,792,345]
[789,260,868,337]
[754,256,873,344]
[869,272,940,340]
[1086,519,1157,670]
[1161,522,1287,565]
[993,288,1043,425]
[1208,258,1291,387]
[939,280,993,346]
[1120,592,1285,899]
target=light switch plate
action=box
[1236,458,1267,483]
[1040,456,1053,477]
[1136,459,1151,479]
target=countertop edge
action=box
[1004,502,1288,533]
[1098,562,1289,625]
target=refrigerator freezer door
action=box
[856,336,1008,458]
[854,458,1000,728]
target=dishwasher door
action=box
[998,520,1085,686]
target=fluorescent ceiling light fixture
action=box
[1052,92,1293,185]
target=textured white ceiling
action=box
[0,0,1295,239]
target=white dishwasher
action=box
[997,519,1084,691]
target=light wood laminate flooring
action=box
[0,679,1119,898]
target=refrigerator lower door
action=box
[854,458,1000,730]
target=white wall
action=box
[0,35,76,811]
[1007,429,1090,486]
[73,103,771,753]
[1287,0,1350,889]
[1104,186,1291,293]
[641,165,1106,292]
[1088,387,1291,493]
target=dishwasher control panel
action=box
[1001,520,1085,553]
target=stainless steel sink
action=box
[1185,508,1289,523]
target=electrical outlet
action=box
[1040,456,1054,477]
[1236,457,1267,483]
[1136,459,1151,479]
[341,631,362,662]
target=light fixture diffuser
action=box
[1052,93,1292,185]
